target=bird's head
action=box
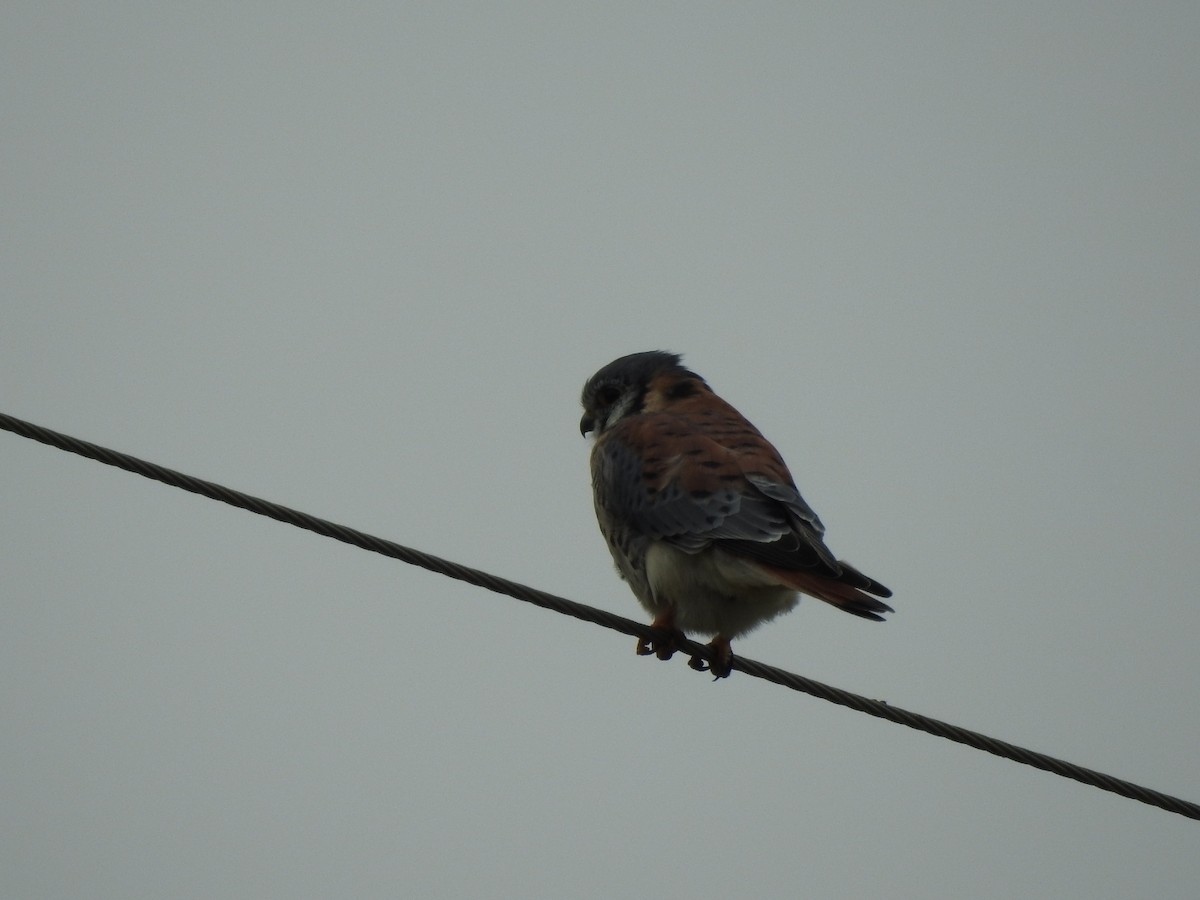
[579,350,705,437]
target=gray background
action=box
[4,4,1198,898]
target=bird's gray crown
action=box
[582,351,690,397]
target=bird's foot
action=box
[636,615,685,662]
[688,637,733,680]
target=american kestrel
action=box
[580,351,892,678]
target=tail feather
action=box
[837,560,893,599]
[762,564,894,622]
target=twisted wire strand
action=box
[3,410,1197,822]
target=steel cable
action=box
[3,410,1197,822]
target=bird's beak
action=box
[579,414,594,437]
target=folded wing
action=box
[592,413,892,618]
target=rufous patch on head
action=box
[641,373,702,413]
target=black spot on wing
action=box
[666,379,699,400]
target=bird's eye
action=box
[598,385,622,405]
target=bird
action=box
[580,351,892,678]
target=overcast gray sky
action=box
[4,4,1198,898]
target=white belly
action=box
[644,542,800,638]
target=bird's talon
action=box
[636,622,685,662]
[706,638,733,679]
[688,655,709,672]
